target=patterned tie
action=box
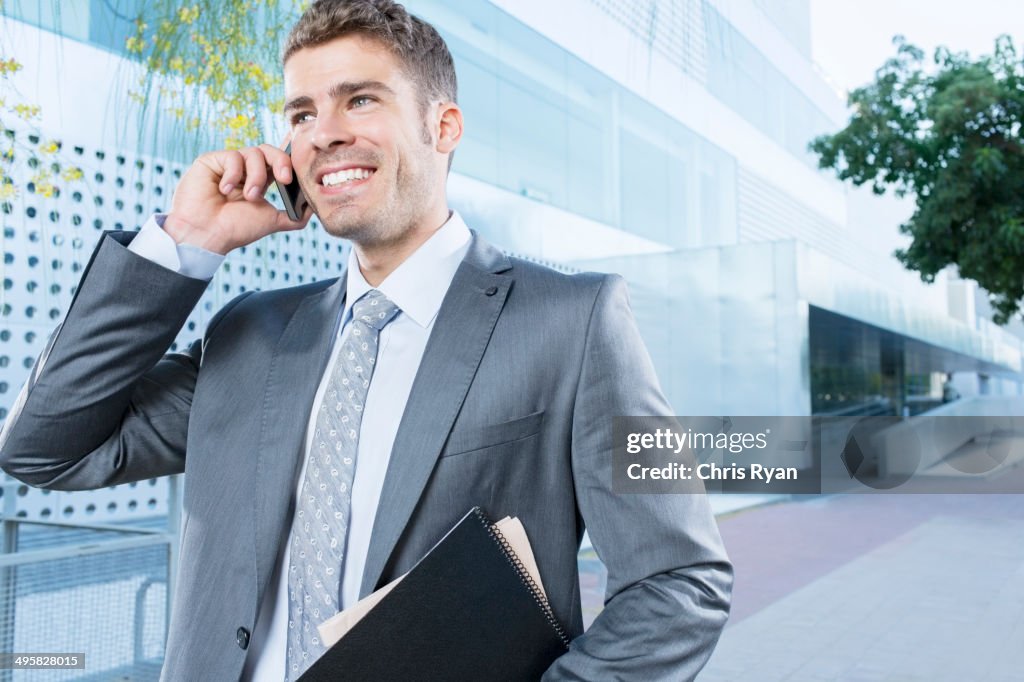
[285,289,400,681]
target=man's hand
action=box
[164,144,311,255]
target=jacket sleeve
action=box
[0,231,245,490]
[543,274,733,681]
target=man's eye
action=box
[352,96,374,108]
[291,112,315,125]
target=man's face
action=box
[283,35,442,246]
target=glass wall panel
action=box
[87,0,139,54]
[427,0,737,247]
[1,0,92,43]
[496,76,568,207]
[448,41,501,186]
[809,307,895,416]
[14,0,740,249]
[703,2,833,168]
[566,112,606,222]
[564,57,616,223]
[2,0,141,53]
[620,129,671,244]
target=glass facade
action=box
[4,0,1019,419]
[422,0,738,250]
[809,305,1001,416]
[751,0,812,59]
[703,2,833,168]
[1,0,139,55]
[4,0,761,253]
[3,0,742,253]
[809,306,901,415]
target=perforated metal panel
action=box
[0,120,349,523]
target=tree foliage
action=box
[127,1,299,154]
[0,56,83,200]
[810,36,1024,324]
[1,1,293,201]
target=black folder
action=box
[299,507,570,681]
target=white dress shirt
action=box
[127,213,472,681]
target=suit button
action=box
[236,627,250,650]
[484,286,498,296]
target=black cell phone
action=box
[276,143,309,221]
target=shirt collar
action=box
[343,210,472,329]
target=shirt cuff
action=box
[127,215,225,281]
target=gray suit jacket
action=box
[0,228,731,681]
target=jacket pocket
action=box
[442,410,545,457]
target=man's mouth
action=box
[319,167,376,188]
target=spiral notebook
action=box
[298,507,570,681]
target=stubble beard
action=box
[306,112,439,248]
[308,151,437,250]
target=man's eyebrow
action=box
[284,80,396,114]
[283,95,314,115]
[328,80,396,100]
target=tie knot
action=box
[351,289,400,331]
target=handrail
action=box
[134,578,166,666]
[0,478,181,677]
[0,515,164,535]
[0,533,171,568]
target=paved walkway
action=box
[579,493,1024,680]
[706,493,1024,681]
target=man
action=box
[0,1,732,680]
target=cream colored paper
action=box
[317,515,546,648]
[318,573,405,648]
[493,516,547,600]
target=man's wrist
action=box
[163,213,233,255]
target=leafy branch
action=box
[125,1,300,154]
[0,56,83,200]
[811,35,1024,324]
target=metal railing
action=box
[0,478,181,681]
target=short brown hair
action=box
[283,0,458,108]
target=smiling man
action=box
[0,1,732,680]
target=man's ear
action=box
[435,102,463,155]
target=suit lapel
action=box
[253,274,347,601]
[360,234,513,596]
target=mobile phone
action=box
[275,143,309,221]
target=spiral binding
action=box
[473,507,571,650]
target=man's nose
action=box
[311,111,355,151]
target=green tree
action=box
[810,35,1024,324]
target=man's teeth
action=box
[321,168,374,187]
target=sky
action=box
[809,0,1024,93]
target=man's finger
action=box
[240,148,269,201]
[217,151,245,195]
[258,143,292,184]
